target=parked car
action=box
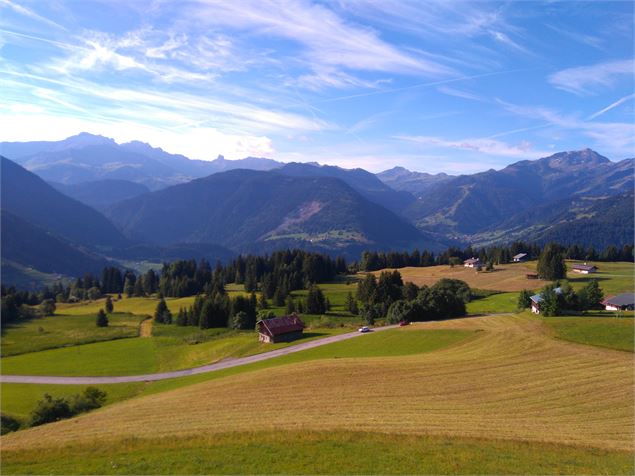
[358,326,370,333]
[399,320,410,326]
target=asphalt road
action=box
[0,325,397,385]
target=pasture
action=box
[374,260,634,295]
[2,431,631,475]
[1,313,145,357]
[2,313,632,475]
[544,316,634,352]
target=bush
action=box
[96,309,109,327]
[39,299,56,316]
[1,413,21,435]
[69,387,107,413]
[30,387,107,427]
[30,394,73,427]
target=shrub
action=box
[1,413,21,435]
[39,299,56,316]
[69,387,107,413]
[30,394,73,427]
[96,309,109,327]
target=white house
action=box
[513,253,528,262]
[463,257,482,268]
[602,293,635,311]
[530,287,562,314]
[571,263,598,274]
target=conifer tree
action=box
[104,296,113,314]
[96,309,108,327]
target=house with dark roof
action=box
[602,293,635,311]
[571,263,598,274]
[463,257,482,268]
[257,314,305,343]
[530,287,562,314]
[513,253,528,262]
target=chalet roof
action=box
[464,258,481,264]
[513,253,528,259]
[603,293,635,307]
[530,287,563,304]
[572,264,598,271]
[258,315,304,337]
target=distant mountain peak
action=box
[66,132,116,147]
[543,148,610,169]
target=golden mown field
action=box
[2,313,632,453]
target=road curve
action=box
[0,325,397,385]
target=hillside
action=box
[1,157,127,248]
[50,179,150,211]
[408,149,634,238]
[1,210,109,281]
[279,162,415,213]
[107,169,436,254]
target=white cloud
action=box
[395,135,547,159]
[0,111,274,161]
[437,85,484,101]
[548,59,635,95]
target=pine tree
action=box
[104,296,114,314]
[154,298,171,324]
[176,307,187,326]
[537,243,566,280]
[517,290,532,310]
[96,309,109,327]
[258,293,269,309]
[285,295,296,314]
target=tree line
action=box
[358,242,634,271]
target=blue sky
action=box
[1,0,633,173]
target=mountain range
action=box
[1,133,632,288]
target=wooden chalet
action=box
[530,287,562,314]
[571,263,598,274]
[513,253,528,262]
[463,257,482,268]
[258,314,305,343]
[602,293,635,311]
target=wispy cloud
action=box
[394,135,547,159]
[548,59,635,95]
[0,0,67,31]
[587,93,635,120]
[499,100,635,156]
[437,85,484,102]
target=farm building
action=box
[257,314,305,343]
[571,263,598,274]
[463,257,482,268]
[530,287,562,314]
[602,293,635,311]
[513,253,528,262]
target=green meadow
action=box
[2,431,631,475]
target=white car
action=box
[358,326,370,333]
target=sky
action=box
[0,0,633,173]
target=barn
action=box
[513,253,528,262]
[602,293,635,311]
[257,314,305,343]
[572,264,598,274]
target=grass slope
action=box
[2,431,632,475]
[1,313,144,356]
[544,316,634,352]
[2,315,632,454]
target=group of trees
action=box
[358,242,634,272]
[29,387,106,428]
[518,279,604,316]
[354,270,470,324]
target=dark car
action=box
[399,320,410,326]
